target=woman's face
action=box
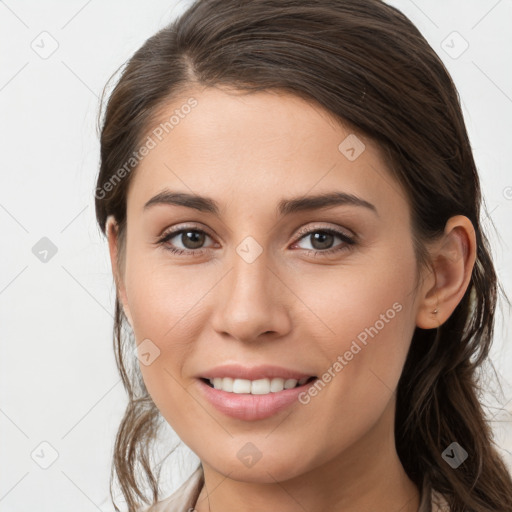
[113,87,427,482]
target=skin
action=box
[106,86,476,512]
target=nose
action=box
[210,251,292,344]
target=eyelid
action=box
[293,222,355,241]
[158,222,214,240]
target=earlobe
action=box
[416,215,476,329]
[105,215,134,328]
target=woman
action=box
[94,1,512,511]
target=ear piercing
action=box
[432,308,438,314]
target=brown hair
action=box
[94,1,512,510]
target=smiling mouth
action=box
[200,376,317,394]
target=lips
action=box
[196,377,318,421]
[194,364,318,420]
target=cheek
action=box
[122,257,218,417]
[292,246,418,396]
[125,253,212,341]
[283,253,418,452]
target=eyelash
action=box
[156,224,356,257]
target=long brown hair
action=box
[94,1,512,510]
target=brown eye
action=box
[308,231,336,250]
[157,227,214,255]
[294,228,355,255]
[177,230,206,250]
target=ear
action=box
[106,215,134,327]
[416,215,477,329]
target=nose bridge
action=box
[230,247,271,305]
[211,242,290,342]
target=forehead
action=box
[127,87,408,220]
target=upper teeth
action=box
[209,377,309,394]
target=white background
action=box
[0,1,511,510]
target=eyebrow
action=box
[143,190,378,216]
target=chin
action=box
[201,444,316,484]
